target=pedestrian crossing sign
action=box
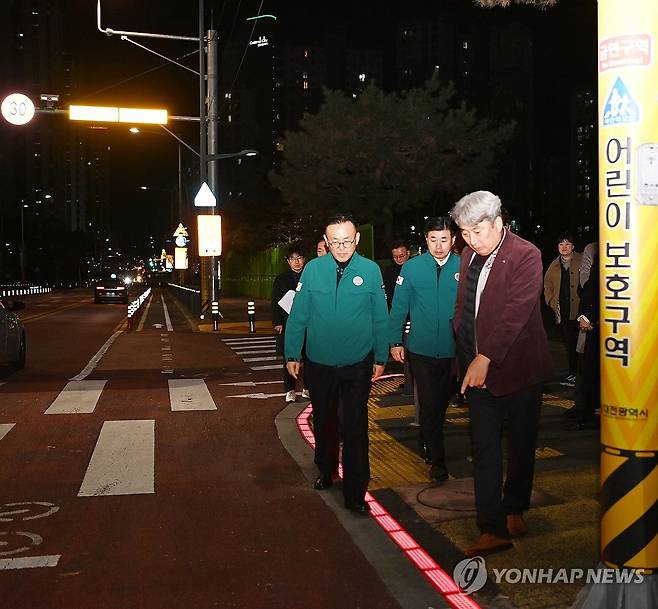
[603,77,640,126]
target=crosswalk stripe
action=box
[223,337,275,344]
[0,423,15,442]
[242,356,280,362]
[230,343,276,349]
[78,420,155,497]
[168,379,218,411]
[0,555,61,570]
[250,364,282,370]
[235,349,276,355]
[44,380,107,415]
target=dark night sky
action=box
[60,0,597,254]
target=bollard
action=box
[247,301,256,333]
[211,301,220,332]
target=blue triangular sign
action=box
[603,77,640,126]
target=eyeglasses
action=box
[288,255,305,262]
[327,238,356,249]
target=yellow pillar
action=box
[598,0,658,574]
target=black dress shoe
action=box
[345,500,371,515]
[313,474,333,490]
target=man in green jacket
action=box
[389,216,460,483]
[285,214,389,515]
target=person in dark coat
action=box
[271,244,308,403]
[570,257,600,430]
[382,239,411,308]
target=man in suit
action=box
[389,217,459,483]
[271,244,308,403]
[285,214,389,515]
[450,191,553,557]
[382,239,411,308]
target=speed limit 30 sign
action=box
[1,93,36,125]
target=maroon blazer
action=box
[454,230,554,396]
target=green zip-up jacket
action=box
[285,251,389,366]
[389,251,460,358]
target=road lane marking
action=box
[168,379,217,411]
[235,349,276,355]
[44,381,107,415]
[78,420,155,497]
[229,342,276,349]
[20,301,89,323]
[161,294,173,332]
[250,364,282,370]
[136,293,154,331]
[0,555,61,570]
[242,356,281,362]
[0,424,15,442]
[70,332,123,381]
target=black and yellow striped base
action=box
[601,448,658,573]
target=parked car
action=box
[0,297,26,369]
[94,279,129,304]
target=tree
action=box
[269,77,514,241]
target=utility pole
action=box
[207,29,220,331]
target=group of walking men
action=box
[273,190,553,557]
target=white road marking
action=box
[250,364,282,370]
[226,392,288,399]
[44,381,107,415]
[229,343,276,350]
[161,295,173,332]
[219,380,283,387]
[242,356,280,362]
[70,333,122,381]
[136,294,154,331]
[235,349,276,355]
[0,424,15,442]
[168,379,217,411]
[0,555,61,570]
[78,420,155,497]
[223,337,275,344]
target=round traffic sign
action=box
[1,93,35,125]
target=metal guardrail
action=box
[127,287,152,330]
[0,284,52,297]
[167,283,200,317]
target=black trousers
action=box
[408,352,453,476]
[579,329,600,422]
[559,320,580,376]
[467,383,542,538]
[305,355,373,505]
[276,331,297,392]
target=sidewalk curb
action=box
[275,402,450,609]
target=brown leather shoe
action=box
[507,514,528,538]
[464,533,513,557]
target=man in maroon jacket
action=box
[450,191,553,557]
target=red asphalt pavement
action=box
[0,290,406,609]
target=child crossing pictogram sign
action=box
[603,76,640,126]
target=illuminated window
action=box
[303,81,308,90]
[358,73,366,82]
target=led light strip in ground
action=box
[295,373,481,609]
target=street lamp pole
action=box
[19,203,27,283]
